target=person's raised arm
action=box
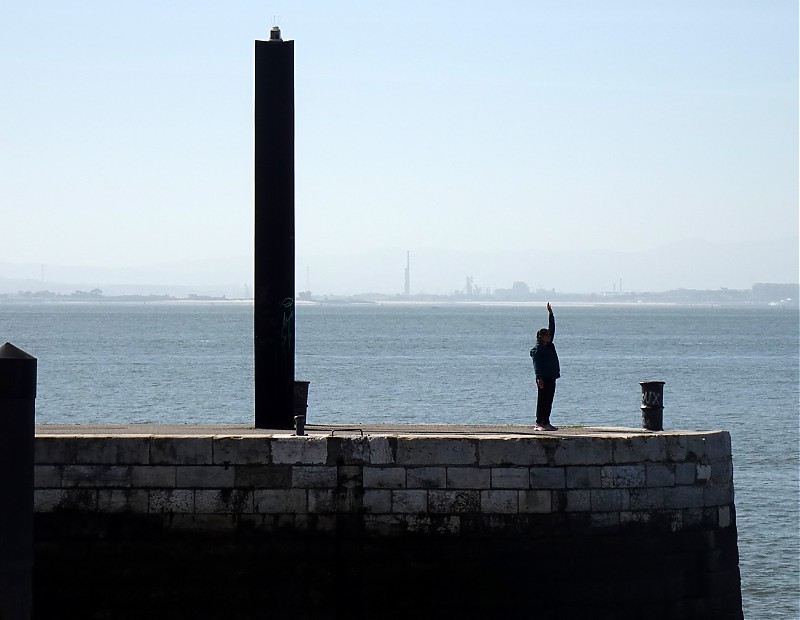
[547,302,555,339]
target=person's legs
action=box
[536,379,556,425]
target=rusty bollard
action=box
[0,343,37,620]
[640,380,665,431]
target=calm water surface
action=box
[1,301,797,618]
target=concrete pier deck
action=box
[36,422,715,437]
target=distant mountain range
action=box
[0,237,796,297]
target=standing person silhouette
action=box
[530,302,560,431]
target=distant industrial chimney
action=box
[404,251,411,296]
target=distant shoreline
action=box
[1,298,796,309]
[1,282,796,308]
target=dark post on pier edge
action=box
[254,28,295,429]
[0,342,36,619]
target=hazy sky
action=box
[1,1,797,274]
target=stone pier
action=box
[32,424,742,619]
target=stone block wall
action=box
[33,431,734,536]
[32,430,742,619]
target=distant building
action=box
[511,281,530,297]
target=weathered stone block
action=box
[705,432,731,462]
[131,465,176,488]
[701,507,718,527]
[447,467,490,489]
[34,465,61,488]
[612,436,666,464]
[561,490,590,512]
[704,484,734,506]
[696,463,712,481]
[34,489,96,512]
[326,437,359,465]
[519,490,552,513]
[663,486,705,509]
[711,459,733,484]
[630,488,665,511]
[396,438,477,466]
[176,466,234,488]
[428,490,480,514]
[392,490,428,513]
[213,437,270,465]
[97,489,149,513]
[718,505,732,528]
[665,435,687,462]
[234,465,291,489]
[62,465,132,488]
[675,462,696,485]
[363,490,391,514]
[590,489,630,511]
[271,437,328,465]
[194,489,252,513]
[529,466,565,489]
[254,489,307,514]
[73,437,150,465]
[600,465,646,488]
[667,435,706,463]
[150,437,213,465]
[337,465,362,487]
[366,437,395,464]
[308,489,336,514]
[329,436,395,465]
[646,464,675,487]
[363,467,406,489]
[477,439,547,466]
[491,467,529,489]
[291,465,337,488]
[565,466,601,489]
[335,488,361,514]
[554,438,613,465]
[149,489,193,513]
[35,437,77,465]
[406,467,446,489]
[481,490,519,514]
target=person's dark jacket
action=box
[530,312,561,380]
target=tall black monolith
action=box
[254,27,295,429]
[0,342,36,620]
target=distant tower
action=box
[404,251,411,296]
